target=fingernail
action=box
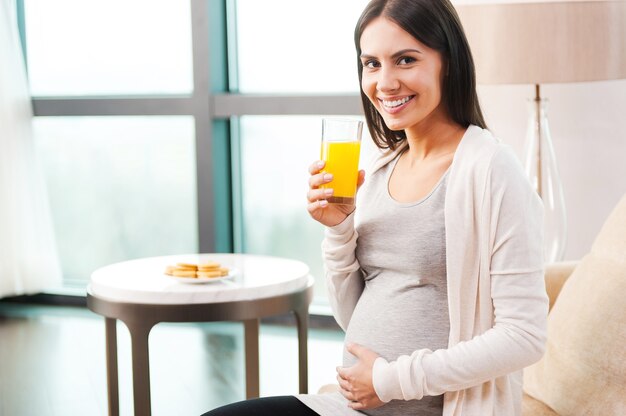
[324,173,333,182]
[320,200,328,207]
[324,188,334,196]
[317,160,325,169]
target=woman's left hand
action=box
[336,343,385,411]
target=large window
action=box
[34,117,197,285]
[23,0,366,309]
[22,0,214,289]
[235,0,367,93]
[24,0,193,96]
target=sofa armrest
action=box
[318,384,340,394]
[545,261,579,311]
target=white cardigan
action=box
[322,125,549,415]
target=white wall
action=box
[478,80,626,260]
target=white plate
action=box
[165,269,237,284]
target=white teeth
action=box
[382,96,411,108]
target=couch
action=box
[522,194,626,415]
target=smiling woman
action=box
[355,0,486,150]
[304,0,546,415]
[205,1,547,415]
[359,20,446,134]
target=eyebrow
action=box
[360,48,423,60]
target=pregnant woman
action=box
[204,0,548,415]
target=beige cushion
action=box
[522,393,559,416]
[523,195,626,415]
[318,384,340,394]
[543,261,579,311]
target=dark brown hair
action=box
[355,0,487,149]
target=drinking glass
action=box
[320,118,363,205]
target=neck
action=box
[403,113,464,163]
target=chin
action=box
[382,118,408,132]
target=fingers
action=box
[307,160,333,213]
[336,374,351,393]
[346,342,368,358]
[339,387,356,403]
[307,187,333,203]
[357,170,366,188]
[308,160,328,191]
[345,342,357,355]
[308,160,325,175]
[337,373,357,403]
[348,401,367,410]
[336,368,370,410]
[309,171,333,190]
[307,199,329,214]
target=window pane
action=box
[238,116,376,303]
[33,116,198,286]
[235,0,369,93]
[24,0,193,96]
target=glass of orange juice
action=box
[320,118,363,205]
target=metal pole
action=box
[535,84,543,197]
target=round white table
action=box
[87,253,314,416]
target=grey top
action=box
[298,152,450,416]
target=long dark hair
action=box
[355,0,487,150]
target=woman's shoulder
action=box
[456,125,519,171]
[450,125,533,196]
[457,125,503,159]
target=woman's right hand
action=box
[307,160,365,227]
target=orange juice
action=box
[320,140,361,204]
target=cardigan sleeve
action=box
[322,211,364,331]
[372,147,549,402]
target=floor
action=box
[0,303,345,416]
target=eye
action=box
[362,59,380,69]
[397,56,416,65]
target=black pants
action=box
[202,396,320,416]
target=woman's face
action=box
[360,17,447,134]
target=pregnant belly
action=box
[343,280,449,368]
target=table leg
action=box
[243,319,260,399]
[105,318,119,416]
[126,321,154,416]
[294,307,309,394]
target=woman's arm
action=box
[322,212,365,331]
[307,159,368,331]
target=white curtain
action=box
[0,0,62,296]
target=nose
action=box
[376,66,400,93]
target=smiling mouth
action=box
[379,95,415,112]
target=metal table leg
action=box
[105,318,120,416]
[126,320,155,416]
[294,307,309,394]
[243,318,260,399]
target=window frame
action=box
[18,0,361,310]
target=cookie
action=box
[176,262,198,270]
[197,270,222,278]
[198,262,220,271]
[165,261,230,279]
[172,269,197,278]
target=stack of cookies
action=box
[165,261,230,279]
